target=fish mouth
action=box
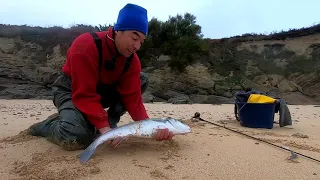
[167,119,191,133]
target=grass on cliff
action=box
[215,22,320,43]
[0,24,96,57]
[0,13,320,74]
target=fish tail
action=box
[79,143,98,163]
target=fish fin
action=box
[79,143,97,163]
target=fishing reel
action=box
[193,112,200,119]
[191,112,201,122]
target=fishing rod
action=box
[192,112,320,164]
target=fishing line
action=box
[192,112,320,164]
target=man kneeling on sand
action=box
[27,3,174,151]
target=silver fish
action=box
[79,117,191,163]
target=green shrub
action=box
[137,13,208,72]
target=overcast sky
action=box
[1,0,319,39]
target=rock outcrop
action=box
[0,24,319,105]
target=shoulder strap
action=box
[89,32,103,73]
[89,31,133,75]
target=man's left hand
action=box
[155,128,174,141]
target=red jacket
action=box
[61,27,149,129]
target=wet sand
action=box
[0,100,319,180]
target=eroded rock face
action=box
[142,60,318,105]
[0,77,52,99]
[0,37,62,99]
[0,30,319,105]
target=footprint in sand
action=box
[132,159,150,169]
[260,138,320,153]
[150,169,168,179]
[292,133,309,139]
[10,149,102,180]
[164,165,174,170]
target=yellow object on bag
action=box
[247,94,276,103]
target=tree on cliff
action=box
[141,13,208,71]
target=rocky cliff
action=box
[0,24,319,105]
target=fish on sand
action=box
[79,117,192,163]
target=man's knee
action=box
[140,72,148,93]
[51,119,94,150]
[50,101,95,150]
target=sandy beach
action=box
[0,100,319,180]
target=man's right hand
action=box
[99,126,126,148]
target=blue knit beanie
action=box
[114,3,148,36]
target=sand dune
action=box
[0,100,319,180]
